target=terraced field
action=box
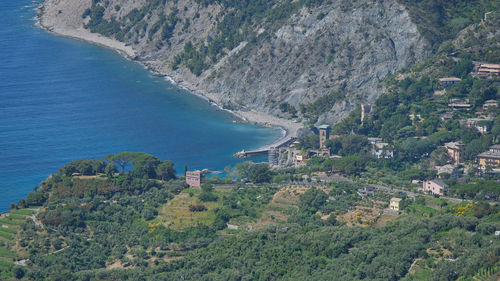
[0,209,36,279]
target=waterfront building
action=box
[186,170,202,188]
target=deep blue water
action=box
[0,0,281,211]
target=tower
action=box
[318,125,331,149]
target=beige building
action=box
[477,145,500,170]
[444,141,465,163]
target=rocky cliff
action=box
[40,0,431,124]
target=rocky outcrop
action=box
[40,0,431,125]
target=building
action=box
[478,64,500,76]
[373,142,394,159]
[318,125,331,149]
[448,98,471,109]
[358,186,376,197]
[422,180,449,195]
[268,147,278,166]
[462,118,492,133]
[367,137,383,145]
[434,164,458,178]
[477,145,500,170]
[483,100,498,111]
[439,77,461,87]
[186,170,201,188]
[444,141,465,163]
[367,138,393,159]
[390,198,402,211]
[440,112,454,122]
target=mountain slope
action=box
[40,0,430,124]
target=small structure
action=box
[477,145,500,170]
[434,164,458,178]
[368,138,393,159]
[268,147,278,166]
[422,180,449,196]
[461,118,492,133]
[390,198,402,211]
[186,170,202,188]
[358,186,376,197]
[444,141,465,163]
[448,98,471,109]
[483,100,498,111]
[318,125,331,149]
[440,112,454,122]
[478,64,500,76]
[439,77,461,87]
[226,224,239,230]
[367,137,383,145]
[373,142,394,159]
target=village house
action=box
[434,164,459,178]
[358,185,376,197]
[373,142,394,159]
[367,138,393,159]
[444,141,465,163]
[186,170,202,188]
[482,100,498,111]
[478,63,500,76]
[448,98,471,110]
[439,77,461,87]
[477,145,500,170]
[461,118,492,133]
[440,112,454,122]
[390,198,402,211]
[422,180,449,196]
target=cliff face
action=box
[40,0,431,124]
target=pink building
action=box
[186,170,201,188]
[422,180,449,196]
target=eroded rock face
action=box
[40,0,431,125]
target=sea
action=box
[0,0,282,211]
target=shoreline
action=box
[37,0,303,152]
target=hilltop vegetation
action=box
[0,153,499,280]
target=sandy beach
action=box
[37,0,303,151]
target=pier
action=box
[234,137,297,158]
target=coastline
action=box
[36,0,303,152]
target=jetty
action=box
[234,137,297,158]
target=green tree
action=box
[249,164,272,183]
[466,139,486,160]
[105,162,118,178]
[156,161,176,181]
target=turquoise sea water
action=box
[0,0,281,211]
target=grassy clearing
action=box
[0,232,13,240]
[0,259,12,279]
[0,227,16,234]
[0,218,23,226]
[7,214,26,221]
[157,193,222,230]
[0,246,14,258]
[10,209,35,216]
